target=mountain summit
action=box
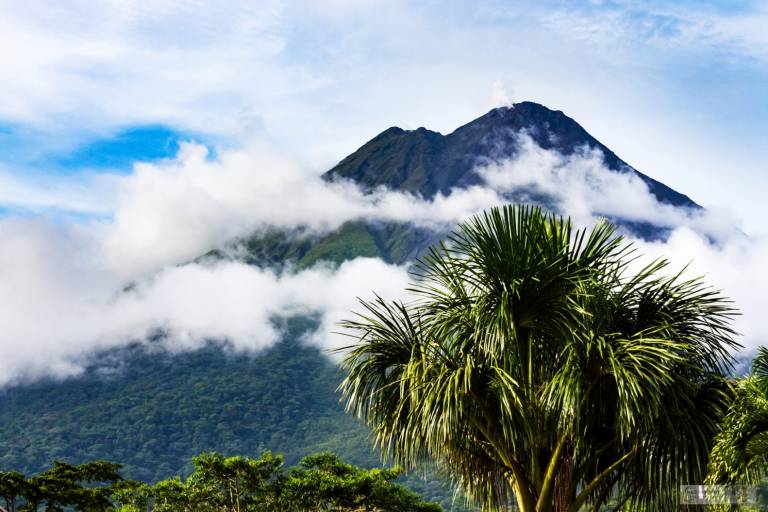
[227,102,701,269]
[325,101,697,208]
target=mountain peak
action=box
[324,101,697,209]
[482,100,564,118]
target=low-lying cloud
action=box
[0,133,764,386]
[637,228,768,361]
[478,134,738,241]
[0,224,410,386]
[103,142,507,278]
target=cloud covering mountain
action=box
[1,0,766,235]
[0,116,764,386]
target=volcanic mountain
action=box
[0,102,699,509]
[325,101,694,207]
[234,101,696,270]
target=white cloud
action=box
[489,80,513,108]
[542,2,768,63]
[101,141,509,278]
[112,257,411,357]
[0,0,291,134]
[0,138,501,385]
[478,134,738,241]
[634,227,768,357]
[0,133,764,386]
[98,133,732,280]
[0,0,765,239]
[0,168,118,215]
[0,218,410,387]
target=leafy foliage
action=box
[340,205,738,512]
[708,347,768,484]
[0,471,28,512]
[0,452,443,511]
[0,460,121,512]
[150,452,286,512]
[282,452,442,512]
[0,329,462,509]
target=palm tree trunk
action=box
[553,454,574,512]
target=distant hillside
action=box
[0,322,371,480]
[0,325,457,508]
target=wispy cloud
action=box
[0,0,766,386]
[0,133,764,386]
[0,168,117,216]
[0,0,765,235]
[542,1,768,62]
[0,217,410,386]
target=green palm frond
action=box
[339,205,739,512]
[707,349,768,486]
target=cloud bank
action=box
[0,134,764,386]
[478,135,738,241]
[103,142,504,278]
[0,226,410,385]
[0,0,766,237]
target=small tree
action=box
[708,347,768,484]
[184,452,284,511]
[283,452,441,511]
[0,471,26,512]
[111,480,152,512]
[152,477,190,512]
[19,460,121,512]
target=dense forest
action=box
[0,320,458,509]
[0,451,443,511]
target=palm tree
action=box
[708,347,768,485]
[338,205,738,512]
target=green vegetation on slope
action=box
[208,220,439,270]
[296,221,383,268]
[0,336,370,481]
[0,323,463,509]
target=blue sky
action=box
[0,0,766,231]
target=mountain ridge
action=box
[324,101,698,209]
